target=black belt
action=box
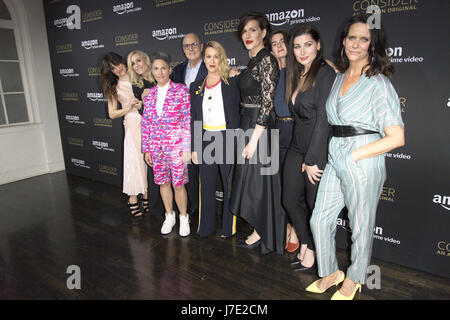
[333,125,378,137]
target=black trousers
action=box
[282,148,317,250]
[197,130,235,237]
[276,119,294,226]
[276,119,294,165]
[186,164,199,213]
[147,166,165,215]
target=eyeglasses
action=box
[182,42,200,50]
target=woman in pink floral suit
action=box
[142,52,192,237]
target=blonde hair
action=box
[127,50,154,88]
[204,41,230,83]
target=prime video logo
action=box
[71,158,91,169]
[337,218,383,236]
[87,92,106,102]
[65,115,85,125]
[92,141,114,152]
[81,39,104,50]
[266,9,305,26]
[60,68,79,77]
[433,195,450,211]
[113,2,142,15]
[152,27,179,40]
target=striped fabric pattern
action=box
[310,72,404,284]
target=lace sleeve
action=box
[256,55,280,127]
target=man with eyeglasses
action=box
[171,33,207,215]
[171,33,207,91]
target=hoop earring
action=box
[341,47,345,61]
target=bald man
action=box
[171,33,208,90]
[171,33,207,215]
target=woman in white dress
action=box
[100,52,148,216]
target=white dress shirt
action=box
[156,81,170,117]
[184,61,201,90]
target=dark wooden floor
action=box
[0,171,449,300]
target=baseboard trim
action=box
[48,160,65,173]
[0,162,65,185]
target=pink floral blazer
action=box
[142,81,191,155]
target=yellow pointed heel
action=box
[305,270,345,294]
[331,283,362,300]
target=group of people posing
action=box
[100,12,405,300]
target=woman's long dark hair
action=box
[100,52,127,100]
[336,13,394,77]
[285,25,325,103]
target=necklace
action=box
[205,77,221,100]
[205,82,220,122]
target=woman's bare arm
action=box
[107,96,132,119]
[352,125,405,162]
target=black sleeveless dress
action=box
[228,48,286,254]
[132,79,155,116]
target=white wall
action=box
[0,0,64,185]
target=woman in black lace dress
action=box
[229,12,286,254]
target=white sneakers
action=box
[161,212,176,235]
[161,212,190,237]
[179,214,190,237]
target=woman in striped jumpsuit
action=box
[306,14,405,300]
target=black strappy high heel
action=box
[141,198,149,214]
[128,202,142,217]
